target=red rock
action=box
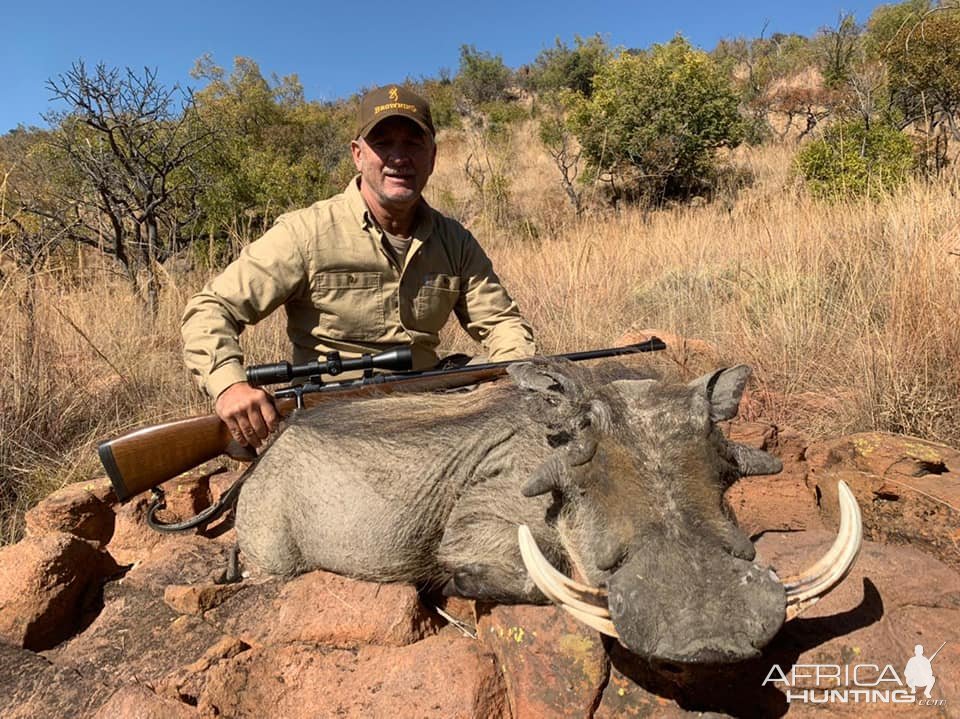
[163,582,242,615]
[723,419,777,450]
[205,569,444,648]
[155,636,250,710]
[107,492,199,565]
[90,684,198,718]
[24,478,115,545]
[477,603,609,718]
[0,642,115,718]
[726,471,824,539]
[146,474,213,525]
[806,432,960,572]
[198,633,508,719]
[723,421,821,538]
[0,531,119,650]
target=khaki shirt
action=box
[181,177,536,399]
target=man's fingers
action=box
[225,418,247,446]
[234,415,260,448]
[246,405,270,442]
[216,382,281,450]
[261,398,281,433]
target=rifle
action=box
[98,339,666,503]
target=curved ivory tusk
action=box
[558,602,620,638]
[518,525,611,617]
[784,481,863,620]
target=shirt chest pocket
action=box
[310,271,385,341]
[412,273,462,333]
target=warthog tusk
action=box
[783,480,863,620]
[518,524,619,638]
[557,602,620,637]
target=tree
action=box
[817,13,862,89]
[190,56,354,254]
[455,45,512,107]
[40,61,215,312]
[570,37,743,203]
[524,35,611,97]
[866,1,960,171]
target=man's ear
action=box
[350,139,363,172]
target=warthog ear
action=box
[689,365,752,421]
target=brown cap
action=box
[356,85,435,139]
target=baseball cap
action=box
[356,85,435,139]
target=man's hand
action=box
[215,382,280,449]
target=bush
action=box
[569,36,743,203]
[456,45,512,106]
[524,35,610,97]
[794,119,916,198]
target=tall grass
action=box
[1,126,958,543]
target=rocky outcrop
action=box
[0,426,957,718]
[806,432,960,573]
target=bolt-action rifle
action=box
[98,339,666,503]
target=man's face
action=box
[351,116,436,212]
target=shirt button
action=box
[348,274,356,284]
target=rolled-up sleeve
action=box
[181,220,309,399]
[454,235,536,362]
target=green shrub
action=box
[456,45,511,106]
[795,120,916,199]
[569,36,743,203]
[525,35,610,97]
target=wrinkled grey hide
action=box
[235,360,784,663]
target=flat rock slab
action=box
[0,641,115,719]
[197,632,509,719]
[203,568,444,648]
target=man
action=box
[181,85,536,449]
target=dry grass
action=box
[2,124,959,543]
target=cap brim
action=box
[358,111,433,139]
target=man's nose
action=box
[387,150,412,166]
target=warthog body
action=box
[236,359,787,663]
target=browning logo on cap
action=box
[356,85,435,139]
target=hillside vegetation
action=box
[1,1,959,543]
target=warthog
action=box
[235,360,861,663]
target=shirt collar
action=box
[345,174,435,241]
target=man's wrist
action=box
[207,362,249,401]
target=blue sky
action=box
[4,0,888,134]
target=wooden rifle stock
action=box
[98,339,666,502]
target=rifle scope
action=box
[246,347,413,387]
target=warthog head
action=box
[510,361,861,664]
